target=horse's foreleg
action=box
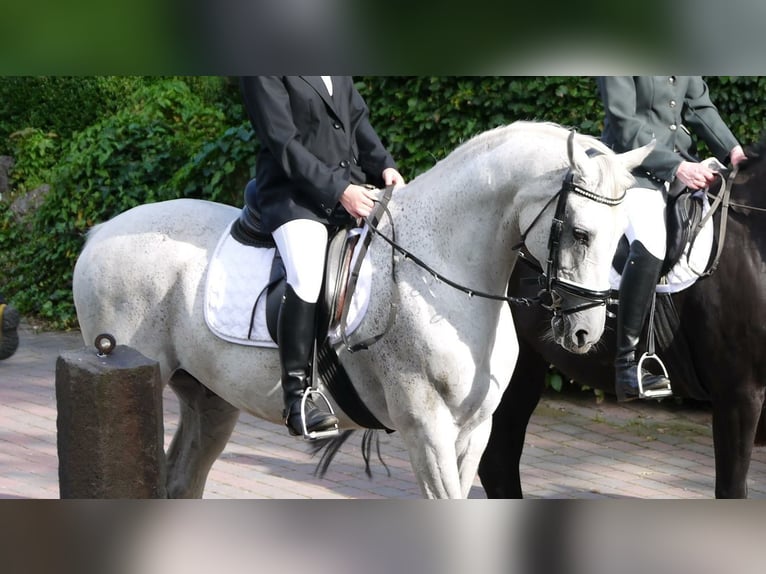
[711,384,765,499]
[166,370,240,498]
[456,418,492,498]
[399,413,463,499]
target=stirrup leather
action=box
[636,352,673,399]
[298,388,340,440]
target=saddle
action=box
[230,179,394,432]
[663,184,707,276]
[259,225,362,344]
[613,185,709,278]
[612,169,732,402]
[230,179,276,248]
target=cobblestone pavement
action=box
[2,321,765,499]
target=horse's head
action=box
[519,130,654,354]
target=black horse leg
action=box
[479,336,549,498]
[166,370,241,498]
[711,384,765,499]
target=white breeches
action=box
[624,186,667,260]
[272,219,328,303]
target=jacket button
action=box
[669,124,677,131]
[339,160,349,168]
[333,122,341,129]
[325,208,332,214]
[670,99,677,107]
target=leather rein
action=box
[338,131,625,352]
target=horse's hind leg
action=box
[166,370,240,498]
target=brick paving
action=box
[1,320,765,499]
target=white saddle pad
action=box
[609,190,714,294]
[204,222,372,348]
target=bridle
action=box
[340,130,625,352]
[514,130,625,318]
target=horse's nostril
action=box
[576,329,588,347]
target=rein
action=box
[337,130,625,351]
[364,202,537,305]
[338,186,537,353]
[695,163,766,277]
[694,166,735,277]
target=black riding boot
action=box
[278,284,338,436]
[615,240,672,402]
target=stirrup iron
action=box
[636,292,673,399]
[637,352,673,399]
[299,388,340,440]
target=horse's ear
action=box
[616,140,656,172]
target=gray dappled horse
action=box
[73,121,651,498]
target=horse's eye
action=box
[572,228,590,245]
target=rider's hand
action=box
[730,145,748,167]
[675,161,718,190]
[382,167,406,189]
[340,184,378,219]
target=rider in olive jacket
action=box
[597,76,746,401]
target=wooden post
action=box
[55,343,167,498]
[0,303,20,360]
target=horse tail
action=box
[81,222,105,246]
[310,429,390,479]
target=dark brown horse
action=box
[479,137,766,499]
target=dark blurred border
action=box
[4,0,765,74]
[2,500,766,574]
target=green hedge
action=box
[1,76,765,327]
[359,76,766,180]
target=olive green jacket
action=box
[597,76,740,190]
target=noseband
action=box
[516,131,625,317]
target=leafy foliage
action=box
[6,128,60,194]
[357,76,605,179]
[170,122,256,206]
[0,77,153,154]
[1,78,233,326]
[2,76,766,328]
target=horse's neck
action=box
[384,149,535,293]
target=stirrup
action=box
[637,352,673,399]
[299,388,340,440]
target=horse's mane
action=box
[443,122,629,199]
[508,121,634,200]
[741,132,766,170]
[440,121,607,169]
[449,120,584,158]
